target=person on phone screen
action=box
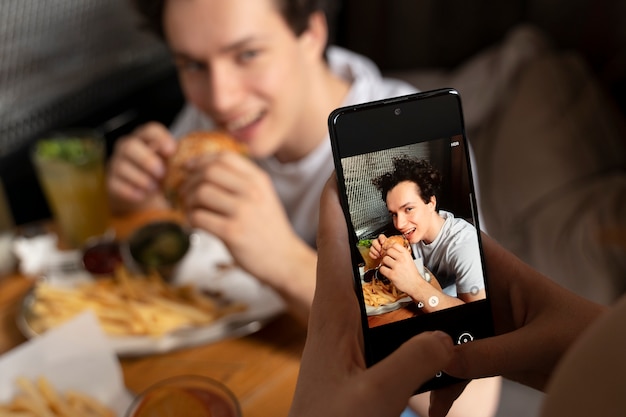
[369,156,486,313]
[106,1,500,415]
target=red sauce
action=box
[81,240,122,275]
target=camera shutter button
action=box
[457,332,474,344]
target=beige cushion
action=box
[388,24,626,303]
[473,50,626,303]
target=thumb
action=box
[369,331,454,401]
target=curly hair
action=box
[372,156,442,206]
[130,0,333,40]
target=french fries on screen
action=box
[28,266,246,338]
[362,279,408,307]
[0,376,114,417]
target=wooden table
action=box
[0,211,306,417]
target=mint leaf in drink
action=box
[36,137,100,165]
[357,239,372,248]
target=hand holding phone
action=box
[328,88,494,392]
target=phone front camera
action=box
[394,108,402,116]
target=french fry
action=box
[36,377,72,417]
[65,391,114,417]
[0,376,114,417]
[362,279,408,307]
[0,410,33,417]
[14,378,55,417]
[28,266,246,338]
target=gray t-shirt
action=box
[417,210,484,297]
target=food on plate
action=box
[362,277,408,307]
[360,234,411,307]
[362,234,411,274]
[0,375,115,417]
[163,130,247,207]
[27,266,246,338]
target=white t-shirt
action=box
[169,46,417,247]
[417,210,484,297]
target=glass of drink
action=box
[30,129,110,249]
[357,239,379,271]
[125,375,241,417]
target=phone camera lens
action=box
[394,108,402,116]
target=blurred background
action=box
[1,1,625,414]
[1,0,624,226]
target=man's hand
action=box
[107,122,176,213]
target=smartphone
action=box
[328,88,493,393]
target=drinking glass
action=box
[125,375,241,417]
[30,129,110,249]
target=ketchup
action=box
[81,240,123,275]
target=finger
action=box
[182,153,262,200]
[186,181,238,218]
[445,329,554,388]
[183,160,246,198]
[186,207,231,239]
[368,331,454,400]
[115,136,168,181]
[107,174,149,203]
[137,122,177,157]
[428,381,469,417]
[111,152,160,190]
[316,174,355,301]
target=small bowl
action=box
[82,238,123,276]
[124,220,191,281]
[125,375,241,417]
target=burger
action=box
[163,131,247,207]
[363,235,411,283]
[381,234,411,254]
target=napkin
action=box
[13,233,84,278]
[0,311,133,415]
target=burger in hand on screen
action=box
[363,235,410,283]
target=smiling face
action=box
[163,0,329,161]
[385,181,441,244]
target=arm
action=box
[290,175,607,417]
[181,152,316,325]
[378,242,464,312]
[289,175,454,417]
[429,233,608,417]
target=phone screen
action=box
[328,89,493,392]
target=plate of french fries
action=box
[16,263,285,356]
[361,275,413,316]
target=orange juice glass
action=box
[31,130,110,249]
[126,375,241,417]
